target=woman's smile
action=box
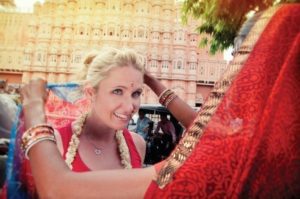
[113,112,131,122]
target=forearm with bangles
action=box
[26,139,156,198]
[144,73,197,128]
[22,104,158,198]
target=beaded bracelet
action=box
[158,89,177,107]
[21,124,56,159]
[158,89,170,100]
[22,126,54,148]
[164,93,177,108]
[158,89,173,104]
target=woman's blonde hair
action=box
[77,47,145,88]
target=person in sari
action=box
[17,3,300,198]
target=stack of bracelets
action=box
[21,124,56,159]
[158,89,177,108]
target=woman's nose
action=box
[122,98,136,114]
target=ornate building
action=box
[0,0,228,106]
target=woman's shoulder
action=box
[128,130,145,145]
[126,130,146,161]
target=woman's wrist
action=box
[23,98,45,107]
[23,101,47,130]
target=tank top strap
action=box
[122,129,142,168]
[57,123,73,159]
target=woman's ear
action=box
[83,85,96,102]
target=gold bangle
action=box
[22,127,54,146]
[22,125,54,146]
[23,124,54,137]
[160,91,172,104]
[159,89,174,105]
[24,136,56,159]
[23,131,55,149]
[164,94,177,108]
[21,124,55,154]
[158,89,172,102]
[158,89,170,100]
[161,92,173,105]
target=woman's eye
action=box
[132,91,142,98]
[112,89,123,95]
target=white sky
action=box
[14,0,44,12]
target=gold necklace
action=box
[65,113,132,170]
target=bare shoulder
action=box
[129,131,146,161]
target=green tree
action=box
[181,0,300,54]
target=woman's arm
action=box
[21,79,155,198]
[29,141,155,199]
[144,72,197,128]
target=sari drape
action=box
[2,84,88,198]
[146,4,300,198]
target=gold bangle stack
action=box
[21,124,56,159]
[158,89,178,108]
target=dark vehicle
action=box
[134,104,184,165]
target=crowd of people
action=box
[135,110,179,164]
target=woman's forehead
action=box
[101,66,143,88]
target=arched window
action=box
[61,54,68,64]
[37,52,42,62]
[138,29,144,38]
[79,26,84,35]
[51,55,57,63]
[150,60,157,68]
[24,53,31,62]
[74,54,81,63]
[163,32,170,41]
[175,30,184,41]
[190,62,197,70]
[108,26,115,36]
[177,60,183,69]
[162,61,168,69]
[137,26,145,38]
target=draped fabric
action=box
[146,4,300,198]
[2,84,89,198]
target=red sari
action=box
[146,4,300,198]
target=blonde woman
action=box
[19,47,197,198]
[54,48,147,171]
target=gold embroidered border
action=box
[156,6,280,189]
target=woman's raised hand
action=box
[20,78,48,129]
[20,78,48,106]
